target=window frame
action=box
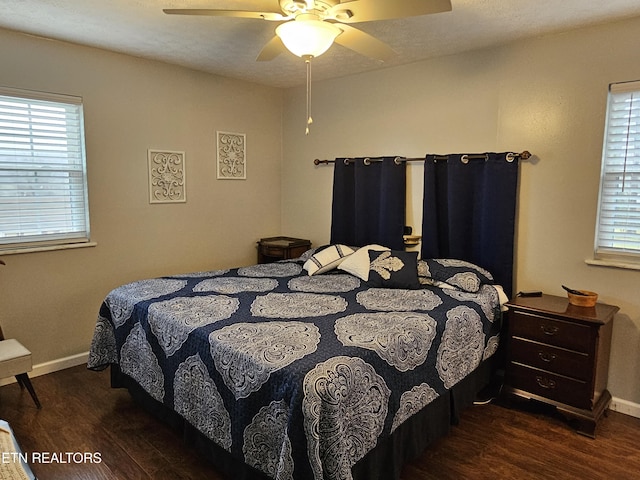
[592,80,640,269]
[0,86,91,253]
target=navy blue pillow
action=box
[368,250,420,289]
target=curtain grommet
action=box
[364,157,371,165]
[506,153,515,163]
[394,156,403,165]
[461,155,469,164]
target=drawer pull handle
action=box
[540,325,559,336]
[535,376,557,389]
[538,352,556,363]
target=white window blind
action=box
[0,87,90,250]
[595,80,640,263]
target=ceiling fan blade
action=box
[334,24,395,62]
[256,36,286,61]
[332,0,452,23]
[163,9,288,21]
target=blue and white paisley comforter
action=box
[88,258,501,480]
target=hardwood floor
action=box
[1,365,639,479]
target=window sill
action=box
[0,241,98,256]
[585,258,640,271]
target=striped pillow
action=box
[303,245,356,276]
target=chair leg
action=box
[15,373,41,409]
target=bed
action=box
[88,245,505,480]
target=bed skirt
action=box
[109,360,491,480]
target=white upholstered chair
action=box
[0,327,41,409]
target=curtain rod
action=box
[313,151,532,165]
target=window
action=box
[0,87,90,251]
[594,80,640,266]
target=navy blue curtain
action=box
[420,152,519,297]
[330,157,406,250]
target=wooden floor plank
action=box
[1,365,638,479]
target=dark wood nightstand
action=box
[502,293,618,437]
[257,237,311,264]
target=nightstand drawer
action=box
[509,338,591,381]
[260,245,287,257]
[507,363,591,410]
[511,312,591,352]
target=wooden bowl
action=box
[567,290,598,307]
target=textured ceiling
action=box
[2,0,640,88]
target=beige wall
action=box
[282,17,640,409]
[0,28,283,365]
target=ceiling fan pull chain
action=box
[305,56,313,135]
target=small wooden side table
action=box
[502,293,618,437]
[257,236,311,264]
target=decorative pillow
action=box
[303,244,355,276]
[298,244,334,262]
[337,244,390,281]
[368,250,420,289]
[418,259,493,293]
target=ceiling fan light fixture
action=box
[276,18,341,58]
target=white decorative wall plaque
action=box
[217,131,246,179]
[148,150,186,203]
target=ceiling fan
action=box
[164,1,451,134]
[163,0,452,62]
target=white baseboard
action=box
[610,396,640,419]
[0,351,89,387]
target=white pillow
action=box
[337,244,390,280]
[303,244,356,276]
